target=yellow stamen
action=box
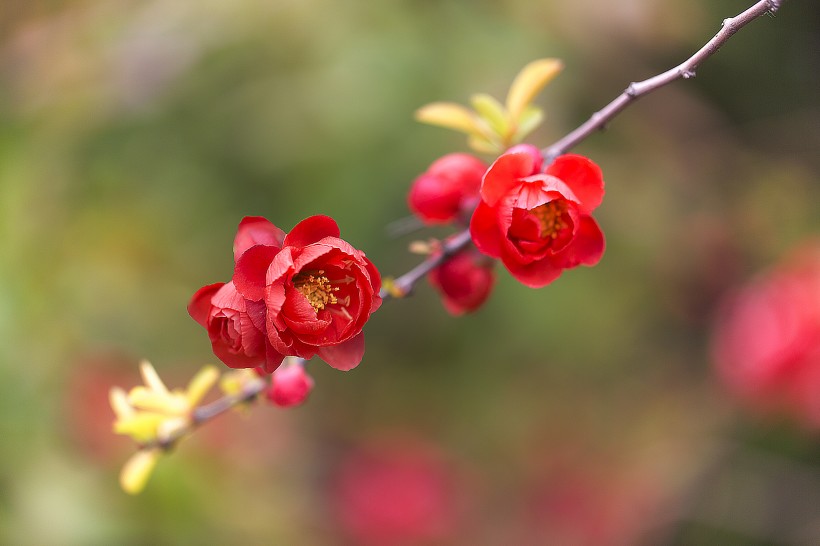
[293,271,339,312]
[531,201,569,239]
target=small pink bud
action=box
[266,364,314,407]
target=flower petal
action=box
[317,332,366,371]
[546,155,605,213]
[502,254,564,288]
[552,215,605,269]
[188,283,223,328]
[469,201,504,259]
[234,217,285,262]
[480,144,542,206]
[284,215,340,248]
[234,244,280,301]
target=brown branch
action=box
[542,0,784,163]
[379,228,473,300]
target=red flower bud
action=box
[408,153,487,224]
[429,250,495,315]
[266,363,314,407]
[470,145,605,288]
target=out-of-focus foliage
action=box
[0,0,817,544]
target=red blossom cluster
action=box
[712,243,820,428]
[408,145,606,314]
[189,216,382,373]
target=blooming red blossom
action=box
[189,281,282,371]
[330,438,463,546]
[233,215,382,371]
[408,153,486,224]
[712,243,820,427]
[266,363,314,407]
[429,249,495,315]
[470,144,605,288]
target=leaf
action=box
[512,106,544,143]
[120,449,161,495]
[505,58,564,120]
[415,102,480,135]
[469,93,509,137]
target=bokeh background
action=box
[1,0,818,544]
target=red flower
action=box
[266,363,314,407]
[408,153,486,224]
[330,438,463,546]
[470,144,605,288]
[712,243,820,426]
[429,249,495,315]
[234,215,382,371]
[188,281,283,371]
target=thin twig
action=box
[542,0,784,163]
[379,228,473,300]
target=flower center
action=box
[530,201,569,239]
[292,270,339,312]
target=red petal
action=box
[266,247,296,286]
[234,244,280,301]
[233,217,285,261]
[480,145,541,206]
[210,281,245,310]
[546,155,604,214]
[317,332,366,371]
[502,254,564,288]
[552,215,605,269]
[469,201,504,259]
[262,342,286,374]
[188,283,223,327]
[212,340,261,369]
[284,215,340,248]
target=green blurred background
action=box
[0,0,818,544]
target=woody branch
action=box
[542,0,784,163]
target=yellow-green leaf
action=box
[120,449,161,495]
[512,106,544,143]
[185,365,219,406]
[505,58,563,120]
[469,93,509,138]
[415,102,480,135]
[468,133,503,154]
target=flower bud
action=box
[408,154,486,224]
[429,250,495,315]
[266,364,314,407]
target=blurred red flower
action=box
[408,153,486,224]
[330,438,463,546]
[712,242,820,427]
[470,144,605,288]
[192,215,381,372]
[429,249,495,315]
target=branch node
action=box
[680,69,696,80]
[625,83,639,98]
[766,0,782,15]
